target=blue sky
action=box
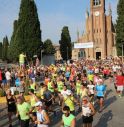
[0,0,118,44]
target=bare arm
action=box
[42,111,50,125]
[89,103,95,115]
[71,118,76,127]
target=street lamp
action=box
[40,45,44,65]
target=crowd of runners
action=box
[0,57,124,127]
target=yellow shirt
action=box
[80,88,88,98]
[17,102,31,120]
[19,54,25,64]
[88,74,94,81]
[40,87,45,99]
[64,96,75,111]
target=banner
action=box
[74,42,93,49]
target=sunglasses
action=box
[63,111,69,114]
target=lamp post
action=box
[40,45,44,65]
[41,50,44,65]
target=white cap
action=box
[34,101,43,107]
[66,90,72,95]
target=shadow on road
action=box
[103,96,117,110]
[106,89,113,97]
[94,110,113,127]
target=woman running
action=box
[6,89,16,127]
[81,96,95,127]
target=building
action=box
[54,44,83,60]
[78,0,116,59]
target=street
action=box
[0,79,124,127]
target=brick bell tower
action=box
[89,0,107,59]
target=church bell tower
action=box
[89,0,106,59]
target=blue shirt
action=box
[65,72,70,78]
[87,70,93,74]
[96,85,106,97]
[15,78,21,87]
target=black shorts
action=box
[21,119,30,127]
[8,105,16,112]
[89,94,94,97]
[82,115,93,123]
[97,96,104,100]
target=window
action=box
[93,0,101,6]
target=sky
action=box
[0,0,118,44]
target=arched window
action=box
[93,0,101,6]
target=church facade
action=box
[78,0,116,59]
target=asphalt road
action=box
[0,79,124,127]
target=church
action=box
[78,0,116,59]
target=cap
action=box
[66,90,72,95]
[34,101,43,107]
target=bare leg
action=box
[83,123,87,127]
[99,98,104,111]
[8,112,12,125]
[87,123,92,127]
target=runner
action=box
[34,101,50,127]
[61,106,76,127]
[115,71,124,97]
[87,81,95,104]
[6,89,16,127]
[16,96,31,127]
[95,80,106,112]
[81,96,95,127]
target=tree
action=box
[116,0,124,56]
[0,42,2,59]
[43,39,56,55]
[8,0,42,61]
[59,26,72,60]
[2,36,9,60]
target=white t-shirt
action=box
[87,84,95,94]
[5,71,11,80]
[37,110,48,127]
[61,90,68,98]
[95,68,99,74]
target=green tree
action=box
[59,26,72,60]
[0,42,2,59]
[2,36,9,60]
[43,39,56,54]
[116,0,124,56]
[8,0,42,61]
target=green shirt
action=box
[57,81,64,92]
[62,114,75,127]
[17,102,31,120]
[48,82,54,92]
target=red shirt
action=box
[116,75,124,86]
